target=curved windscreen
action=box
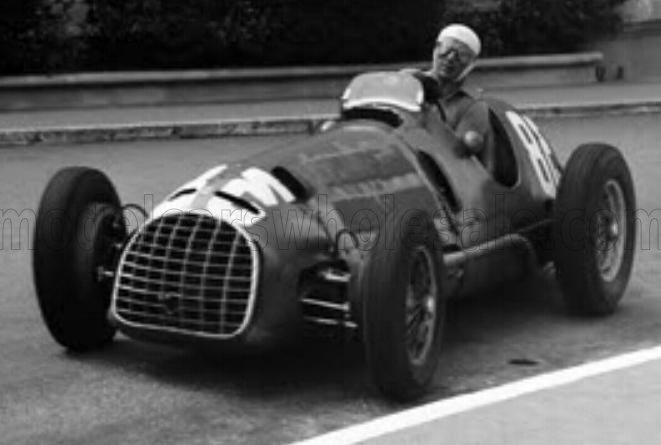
[341,71,423,113]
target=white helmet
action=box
[437,24,481,57]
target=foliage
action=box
[443,0,627,56]
[84,0,442,69]
[0,0,627,74]
[0,0,46,73]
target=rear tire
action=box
[553,144,636,315]
[33,167,126,351]
[363,211,446,401]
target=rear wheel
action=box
[553,144,636,315]
[33,167,126,351]
[363,211,446,401]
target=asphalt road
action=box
[0,113,660,445]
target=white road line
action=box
[291,345,661,445]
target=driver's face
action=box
[432,37,476,82]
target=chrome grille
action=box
[112,212,257,338]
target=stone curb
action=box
[0,117,329,147]
[0,100,658,148]
[522,100,661,118]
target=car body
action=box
[34,71,635,400]
[109,71,560,350]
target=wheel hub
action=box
[92,210,126,284]
[425,296,436,314]
[406,247,438,366]
[608,221,620,239]
[595,179,627,282]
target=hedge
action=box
[443,0,627,56]
[0,0,45,73]
[84,0,443,69]
[0,0,625,74]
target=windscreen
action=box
[341,71,423,113]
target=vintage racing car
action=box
[33,71,636,401]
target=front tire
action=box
[33,167,126,351]
[363,211,446,401]
[553,144,636,315]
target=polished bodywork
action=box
[109,71,563,350]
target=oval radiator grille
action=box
[112,212,257,338]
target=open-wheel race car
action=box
[33,71,636,401]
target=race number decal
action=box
[177,164,228,194]
[205,167,296,226]
[506,111,559,198]
[155,166,294,226]
[222,167,295,207]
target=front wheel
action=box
[553,144,636,315]
[33,167,126,351]
[362,211,446,401]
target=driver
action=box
[413,24,492,162]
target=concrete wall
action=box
[0,53,602,111]
[593,20,661,80]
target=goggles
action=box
[435,39,475,64]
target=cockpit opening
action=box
[340,107,403,127]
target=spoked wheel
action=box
[594,179,627,282]
[553,144,636,315]
[33,167,127,351]
[363,211,446,402]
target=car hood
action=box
[150,120,414,226]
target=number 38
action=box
[506,111,560,198]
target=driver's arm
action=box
[414,72,441,104]
[401,69,441,104]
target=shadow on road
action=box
[64,269,632,405]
